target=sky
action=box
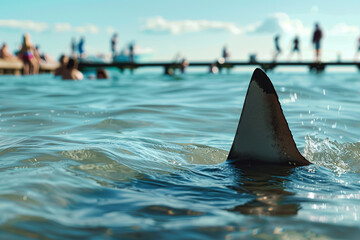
[1,0,360,61]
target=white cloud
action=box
[249,13,310,36]
[74,24,99,34]
[0,19,100,34]
[329,23,359,36]
[143,16,242,35]
[55,23,99,34]
[0,19,48,32]
[54,23,72,32]
[106,26,116,34]
[142,14,311,36]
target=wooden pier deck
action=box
[1,59,360,75]
[78,60,360,73]
[0,59,59,75]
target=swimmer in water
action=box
[54,55,69,76]
[62,57,84,80]
[96,68,109,79]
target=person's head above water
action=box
[96,68,109,79]
[227,68,310,166]
[67,57,78,69]
[59,55,69,65]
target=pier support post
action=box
[356,64,360,71]
[309,63,325,73]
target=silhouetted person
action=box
[78,37,85,58]
[111,33,118,58]
[288,36,301,61]
[96,68,109,79]
[35,45,46,62]
[55,55,69,76]
[71,38,76,56]
[129,42,135,63]
[173,52,182,63]
[179,58,189,73]
[18,33,40,75]
[222,45,230,62]
[337,52,342,62]
[354,36,360,61]
[273,35,281,61]
[249,53,257,63]
[312,23,323,63]
[62,57,84,80]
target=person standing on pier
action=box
[312,23,323,63]
[288,36,301,61]
[78,37,85,58]
[222,45,230,62]
[111,33,118,59]
[18,33,40,75]
[273,35,281,61]
[129,42,135,63]
[179,58,189,73]
[71,38,77,57]
[354,36,360,61]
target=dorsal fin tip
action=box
[251,68,276,94]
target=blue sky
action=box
[1,0,360,61]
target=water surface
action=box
[0,71,360,239]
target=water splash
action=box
[303,135,360,174]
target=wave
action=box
[304,135,360,173]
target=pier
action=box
[0,60,59,75]
[78,61,360,74]
[2,60,360,75]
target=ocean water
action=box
[0,70,360,239]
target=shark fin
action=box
[227,68,310,166]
